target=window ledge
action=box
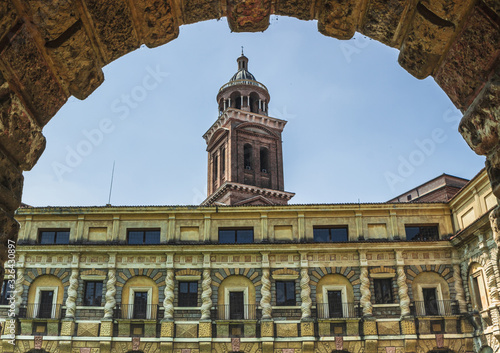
[76,306,104,309]
[272,306,300,309]
[174,307,200,310]
[372,304,399,307]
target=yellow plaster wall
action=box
[316,274,353,304]
[122,276,159,305]
[27,275,65,305]
[411,272,450,301]
[218,275,256,305]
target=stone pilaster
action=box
[103,253,116,319]
[396,251,410,317]
[359,250,372,317]
[65,253,80,318]
[299,252,311,319]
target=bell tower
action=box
[201,52,295,206]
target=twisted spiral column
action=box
[397,265,410,317]
[201,269,212,320]
[65,269,79,318]
[260,268,272,319]
[14,268,24,315]
[164,269,175,319]
[300,268,312,319]
[360,266,372,316]
[461,261,471,304]
[103,269,116,319]
[453,264,467,313]
[483,254,500,304]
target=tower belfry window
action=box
[221,147,226,175]
[244,144,253,170]
[213,155,218,182]
[260,148,269,173]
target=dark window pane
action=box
[55,231,69,244]
[374,278,393,304]
[145,231,160,244]
[0,280,11,305]
[276,281,295,306]
[331,228,348,242]
[236,229,253,243]
[313,228,329,242]
[405,225,439,241]
[40,231,55,244]
[128,231,144,245]
[178,281,197,307]
[84,281,103,306]
[219,230,236,243]
[405,227,420,240]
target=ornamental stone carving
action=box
[65,268,79,318]
[164,269,175,319]
[103,269,116,319]
[360,266,372,316]
[200,268,212,320]
[397,266,410,317]
[300,268,312,319]
[260,268,272,319]
[453,264,467,313]
[14,268,24,315]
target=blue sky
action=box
[21,17,485,206]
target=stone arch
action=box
[217,275,257,320]
[23,268,72,304]
[236,122,280,139]
[0,0,499,286]
[309,266,360,302]
[115,269,166,305]
[405,264,454,299]
[26,274,65,318]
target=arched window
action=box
[221,147,226,175]
[213,154,218,182]
[260,147,269,173]
[244,144,253,170]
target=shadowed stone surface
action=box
[227,0,271,32]
[317,0,359,40]
[360,0,408,47]
[275,0,314,20]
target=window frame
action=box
[373,278,394,304]
[126,228,161,245]
[404,224,439,241]
[83,280,103,306]
[218,228,254,244]
[0,280,12,305]
[38,229,70,244]
[312,226,349,242]
[275,280,296,306]
[178,281,198,307]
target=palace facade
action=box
[2,54,500,353]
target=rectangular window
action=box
[178,281,198,307]
[373,278,394,304]
[0,280,11,305]
[313,227,348,242]
[84,281,103,306]
[127,229,161,245]
[276,281,296,306]
[405,225,439,241]
[39,230,70,244]
[219,228,254,244]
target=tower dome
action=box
[217,51,270,115]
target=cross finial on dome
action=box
[241,46,244,55]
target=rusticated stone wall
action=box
[0,0,499,285]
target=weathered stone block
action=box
[160,342,173,353]
[176,323,198,338]
[100,342,111,353]
[276,323,298,337]
[436,6,500,110]
[444,318,457,333]
[19,320,31,335]
[181,0,219,24]
[401,318,416,335]
[199,321,211,338]
[199,341,211,353]
[81,0,139,63]
[262,342,273,353]
[217,323,229,338]
[0,25,67,126]
[405,339,418,352]
[47,321,59,335]
[144,322,156,337]
[365,339,378,353]
[301,320,314,336]
[318,321,330,336]
[317,0,359,40]
[346,320,359,336]
[0,2,18,46]
[100,320,113,337]
[161,320,174,337]
[399,4,456,79]
[25,0,79,41]
[418,319,430,334]
[302,341,314,353]
[363,320,377,336]
[61,319,75,336]
[46,26,104,100]
[244,322,257,337]
[118,321,130,336]
[377,320,400,335]
[227,0,271,32]
[131,0,179,48]
[360,0,407,47]
[460,318,474,333]
[275,0,314,20]
[260,319,274,337]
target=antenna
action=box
[107,161,115,206]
